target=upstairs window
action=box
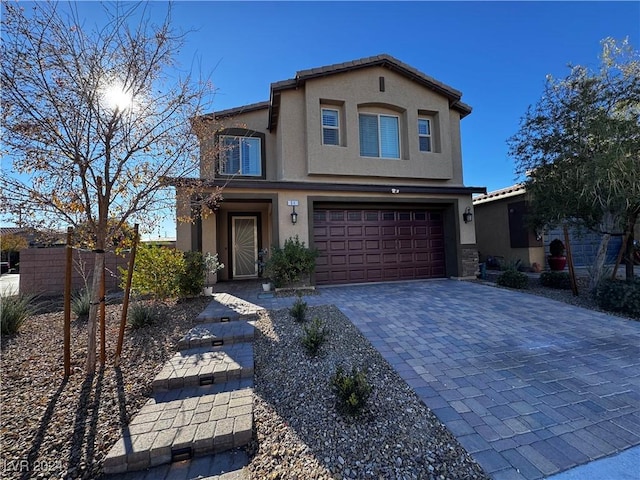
[219,135,261,176]
[418,118,432,152]
[322,108,340,145]
[359,113,400,158]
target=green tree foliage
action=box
[508,38,640,286]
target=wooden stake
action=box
[115,224,139,366]
[63,227,73,378]
[563,225,579,296]
[100,255,106,364]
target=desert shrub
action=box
[71,289,92,317]
[301,318,327,356]
[122,243,185,299]
[264,236,319,288]
[540,271,572,290]
[595,279,640,318]
[128,302,159,329]
[1,293,38,334]
[177,251,206,296]
[289,295,308,322]
[496,269,528,289]
[331,365,372,417]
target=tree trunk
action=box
[86,252,104,372]
[625,214,637,281]
[589,212,616,291]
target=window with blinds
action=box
[418,118,432,152]
[219,136,261,176]
[321,108,340,145]
[358,113,400,159]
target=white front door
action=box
[232,216,258,278]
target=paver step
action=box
[103,384,254,475]
[178,321,255,350]
[153,344,254,393]
[104,448,249,480]
[195,294,264,324]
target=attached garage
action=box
[313,207,446,285]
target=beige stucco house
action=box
[172,54,485,285]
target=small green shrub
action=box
[71,289,92,317]
[122,244,185,299]
[595,278,640,318]
[301,318,327,356]
[496,269,528,289]
[331,365,372,417]
[1,293,38,334]
[289,295,308,322]
[264,236,319,288]
[540,271,572,290]
[128,302,159,329]
[178,251,206,296]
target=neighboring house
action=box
[171,54,486,285]
[473,184,624,270]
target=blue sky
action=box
[4,1,639,238]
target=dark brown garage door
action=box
[313,208,445,285]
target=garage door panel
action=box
[365,240,379,249]
[348,240,363,250]
[382,253,397,263]
[382,239,396,250]
[349,254,364,265]
[331,255,347,266]
[314,207,445,285]
[330,240,346,249]
[366,254,381,264]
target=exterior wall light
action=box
[291,205,298,224]
[463,206,473,223]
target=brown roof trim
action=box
[167,177,486,196]
[269,54,472,130]
[200,101,270,121]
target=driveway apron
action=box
[219,279,640,480]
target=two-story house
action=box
[172,54,485,285]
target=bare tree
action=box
[1,1,217,372]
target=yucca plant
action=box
[71,289,92,318]
[1,293,38,334]
[128,302,158,329]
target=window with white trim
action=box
[219,135,261,176]
[418,118,432,152]
[321,108,340,145]
[358,113,400,158]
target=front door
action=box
[232,216,258,278]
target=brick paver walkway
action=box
[216,279,640,480]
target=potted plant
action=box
[548,239,567,271]
[203,252,224,295]
[257,248,271,291]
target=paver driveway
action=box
[219,279,640,480]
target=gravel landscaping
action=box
[1,273,635,479]
[248,305,488,480]
[0,297,210,480]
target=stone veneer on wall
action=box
[460,246,479,278]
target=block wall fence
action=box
[19,247,130,296]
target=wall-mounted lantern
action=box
[463,206,473,223]
[290,205,298,224]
